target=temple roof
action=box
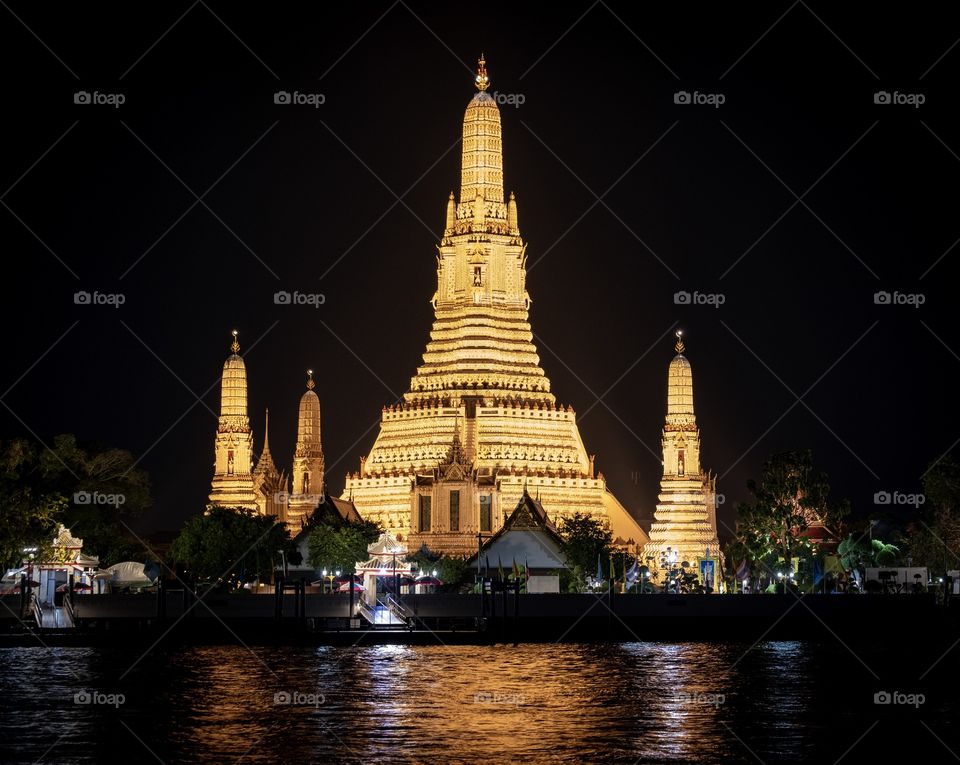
[253,408,278,477]
[292,493,363,541]
[467,490,568,570]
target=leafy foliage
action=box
[906,456,960,573]
[733,450,848,573]
[838,535,901,569]
[0,439,65,570]
[170,506,293,584]
[404,543,470,589]
[0,435,152,569]
[558,512,612,576]
[307,518,381,575]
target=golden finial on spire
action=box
[230,329,240,354]
[675,329,685,355]
[475,53,489,91]
[306,369,315,390]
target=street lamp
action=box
[322,568,335,594]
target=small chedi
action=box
[341,57,648,555]
[643,332,721,571]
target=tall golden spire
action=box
[220,331,249,417]
[666,331,695,423]
[209,331,257,510]
[290,366,324,524]
[475,53,489,91]
[262,407,271,455]
[460,54,503,205]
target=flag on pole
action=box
[735,558,749,581]
[812,557,824,587]
[512,558,520,579]
[498,556,505,581]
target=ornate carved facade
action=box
[209,336,340,527]
[252,408,288,518]
[343,57,649,556]
[288,370,325,528]
[208,331,259,510]
[643,333,721,570]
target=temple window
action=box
[480,493,492,532]
[449,490,460,531]
[473,266,483,286]
[677,450,685,477]
[227,450,234,475]
[418,495,432,532]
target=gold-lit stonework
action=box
[252,408,288,519]
[288,370,325,528]
[343,58,649,556]
[643,332,721,570]
[208,331,259,510]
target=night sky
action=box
[2,3,955,538]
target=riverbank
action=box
[3,592,957,646]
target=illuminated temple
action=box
[208,333,332,527]
[342,58,649,556]
[643,332,720,570]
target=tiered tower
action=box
[208,331,258,510]
[643,332,720,570]
[252,408,289,519]
[288,370,325,528]
[343,57,648,555]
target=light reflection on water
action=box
[0,641,947,763]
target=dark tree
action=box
[170,506,294,584]
[558,512,612,578]
[735,450,848,574]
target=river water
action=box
[1,641,955,763]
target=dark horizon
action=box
[2,3,956,538]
